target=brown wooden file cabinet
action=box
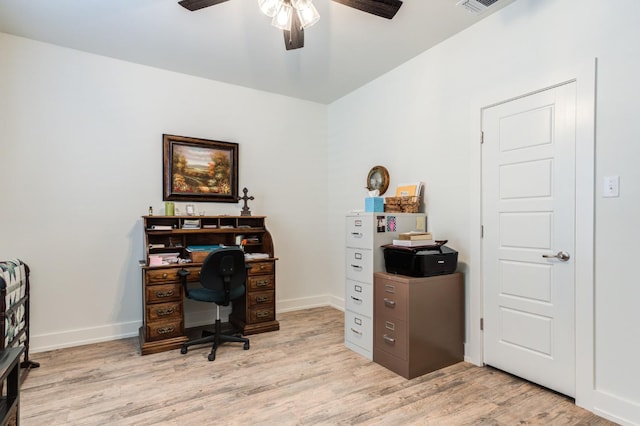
[373,272,464,379]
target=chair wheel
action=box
[244,342,250,350]
[208,353,216,361]
[180,346,187,354]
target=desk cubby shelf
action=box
[143,215,273,263]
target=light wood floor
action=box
[21,307,614,425]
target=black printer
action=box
[383,244,458,277]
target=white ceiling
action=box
[0,0,515,104]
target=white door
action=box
[482,82,576,397]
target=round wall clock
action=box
[366,165,390,195]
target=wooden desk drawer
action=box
[146,301,183,322]
[374,316,407,360]
[146,283,182,303]
[247,262,274,275]
[146,319,183,341]
[247,275,275,291]
[249,307,275,323]
[249,290,274,308]
[146,267,200,284]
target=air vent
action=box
[456,0,499,13]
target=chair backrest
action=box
[199,247,246,306]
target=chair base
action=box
[180,318,250,361]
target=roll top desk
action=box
[139,215,279,355]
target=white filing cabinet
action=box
[344,212,425,359]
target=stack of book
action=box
[182,219,201,229]
[392,231,434,247]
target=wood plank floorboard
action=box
[20,307,615,425]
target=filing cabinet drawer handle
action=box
[156,308,175,316]
[256,296,269,303]
[383,334,395,344]
[385,284,395,294]
[350,328,363,336]
[350,264,363,270]
[383,298,396,307]
[351,232,363,238]
[256,280,270,287]
[156,290,174,298]
[256,311,270,318]
[157,326,175,335]
[350,296,362,302]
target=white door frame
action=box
[467,59,596,410]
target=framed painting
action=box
[163,134,239,203]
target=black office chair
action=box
[178,247,250,361]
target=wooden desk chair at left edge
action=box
[0,259,40,384]
[177,247,250,362]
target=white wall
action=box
[328,0,640,424]
[0,33,330,351]
[2,0,640,423]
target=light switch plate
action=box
[603,175,620,197]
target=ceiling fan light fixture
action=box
[258,0,281,17]
[296,1,320,28]
[272,2,293,30]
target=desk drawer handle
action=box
[155,308,175,316]
[256,280,270,287]
[351,296,362,302]
[350,328,363,336]
[383,298,396,307]
[162,273,168,279]
[157,326,175,335]
[259,264,266,270]
[256,311,271,318]
[383,334,395,344]
[156,290,174,298]
[256,296,269,303]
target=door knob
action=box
[542,251,570,261]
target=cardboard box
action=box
[365,197,384,212]
[186,245,221,263]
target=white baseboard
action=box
[589,390,640,426]
[277,294,344,313]
[30,296,345,353]
[31,320,141,353]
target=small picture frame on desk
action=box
[186,204,195,216]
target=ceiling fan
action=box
[178,0,403,50]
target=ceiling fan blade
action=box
[283,13,304,50]
[331,0,403,19]
[178,0,230,12]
